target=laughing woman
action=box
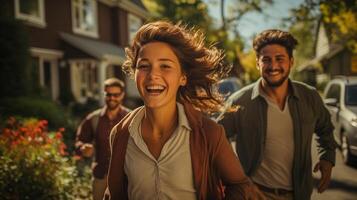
[105,21,262,200]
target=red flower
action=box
[58,143,67,156]
[55,132,63,140]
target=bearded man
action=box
[75,78,130,200]
[219,29,337,200]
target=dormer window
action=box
[15,0,46,28]
[71,0,98,38]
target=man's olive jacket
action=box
[219,79,337,200]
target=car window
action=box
[345,85,357,105]
[326,84,341,101]
[218,82,234,95]
[217,78,241,99]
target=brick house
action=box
[8,0,149,106]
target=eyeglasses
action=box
[104,92,122,98]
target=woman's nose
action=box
[148,66,161,78]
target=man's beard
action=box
[107,100,120,110]
[262,67,290,88]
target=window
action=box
[43,61,52,89]
[326,84,341,102]
[72,0,98,38]
[127,13,142,43]
[30,48,63,100]
[70,60,99,102]
[31,57,57,99]
[15,0,46,27]
[346,85,357,105]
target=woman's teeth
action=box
[146,85,165,93]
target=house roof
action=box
[132,0,146,10]
[60,32,125,64]
[297,44,344,72]
[118,0,150,19]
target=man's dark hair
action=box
[253,29,298,57]
[104,78,124,90]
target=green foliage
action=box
[319,0,357,53]
[0,17,33,97]
[143,0,242,76]
[0,118,91,200]
[281,4,318,81]
[239,49,260,82]
[221,0,273,32]
[0,96,78,152]
[301,0,357,53]
[0,97,67,129]
[144,0,212,29]
[285,4,317,67]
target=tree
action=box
[143,0,213,30]
[217,0,273,82]
[0,1,38,98]
[239,49,260,81]
[306,0,357,53]
[0,17,33,97]
[143,0,242,77]
[283,4,318,67]
[218,0,273,35]
[143,0,276,81]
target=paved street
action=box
[311,138,357,200]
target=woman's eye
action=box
[161,64,171,69]
[137,64,149,69]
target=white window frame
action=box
[69,59,99,103]
[71,0,98,38]
[15,0,46,28]
[127,13,142,43]
[30,48,63,100]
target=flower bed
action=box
[0,117,91,200]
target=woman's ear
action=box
[180,74,187,86]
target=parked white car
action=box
[323,76,357,165]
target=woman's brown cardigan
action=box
[105,102,252,200]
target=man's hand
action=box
[80,143,94,157]
[313,159,333,193]
[248,184,266,200]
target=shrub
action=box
[0,96,79,152]
[0,117,91,200]
[0,97,67,129]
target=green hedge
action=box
[0,96,68,128]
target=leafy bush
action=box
[0,97,67,129]
[0,96,79,152]
[0,117,91,200]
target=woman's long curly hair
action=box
[122,20,232,114]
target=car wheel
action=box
[341,132,354,165]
